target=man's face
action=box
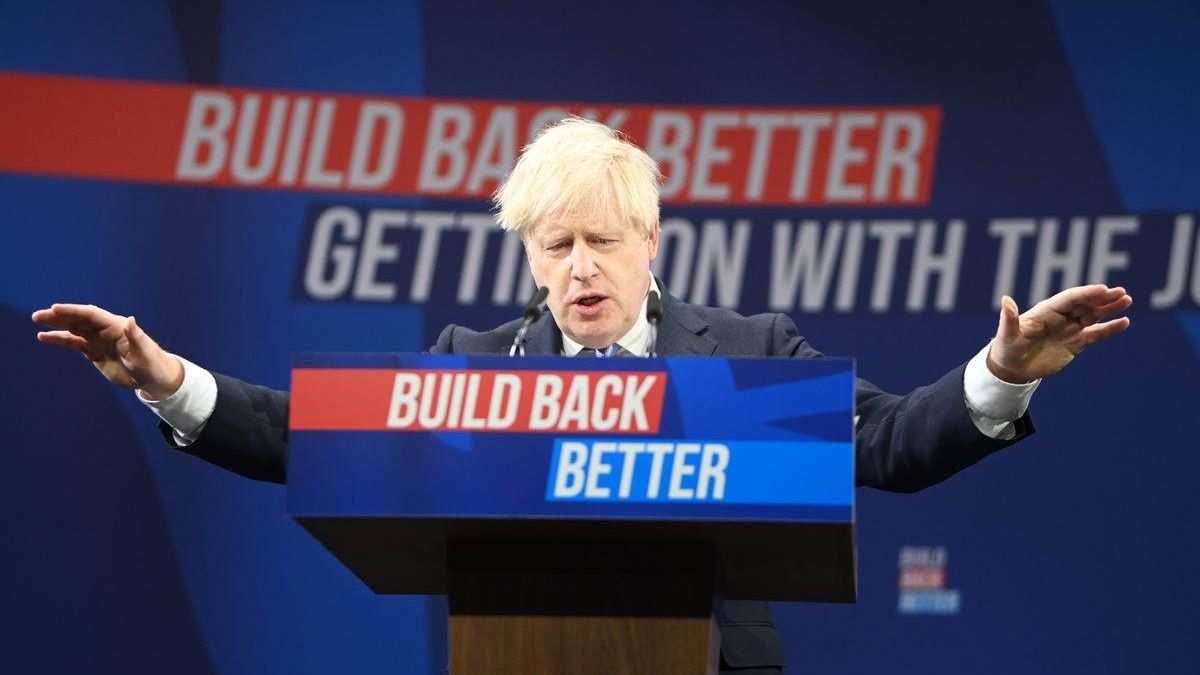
[525,212,659,349]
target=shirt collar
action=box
[560,274,660,357]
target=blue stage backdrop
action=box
[2,1,1197,673]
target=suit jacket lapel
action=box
[525,313,561,354]
[656,287,718,356]
[502,312,560,355]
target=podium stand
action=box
[288,354,856,674]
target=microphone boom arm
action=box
[509,286,550,357]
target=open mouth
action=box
[572,294,609,314]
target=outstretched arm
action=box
[770,283,1131,492]
[34,302,289,483]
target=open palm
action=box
[32,303,183,398]
[988,285,1132,383]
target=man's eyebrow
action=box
[536,227,568,240]
[584,224,624,235]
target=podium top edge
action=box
[291,352,857,368]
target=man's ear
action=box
[521,234,542,286]
[646,220,660,262]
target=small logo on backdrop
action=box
[897,546,960,615]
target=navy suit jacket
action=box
[163,289,1033,672]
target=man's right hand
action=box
[32,303,184,400]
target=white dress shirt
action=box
[140,281,1038,444]
[137,355,217,446]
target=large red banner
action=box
[0,70,940,206]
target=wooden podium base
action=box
[447,540,720,675]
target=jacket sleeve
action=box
[158,372,290,484]
[159,327,465,483]
[768,313,1034,493]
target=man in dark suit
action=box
[33,118,1132,673]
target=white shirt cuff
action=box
[137,355,217,447]
[963,341,1040,440]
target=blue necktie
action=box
[577,345,629,357]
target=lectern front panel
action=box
[288,353,856,602]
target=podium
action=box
[288,354,856,674]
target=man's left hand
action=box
[987,285,1132,384]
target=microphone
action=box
[509,286,549,356]
[646,290,663,358]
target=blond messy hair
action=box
[493,117,661,238]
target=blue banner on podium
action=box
[287,354,855,525]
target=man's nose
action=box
[569,244,598,280]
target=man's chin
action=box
[561,323,619,349]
